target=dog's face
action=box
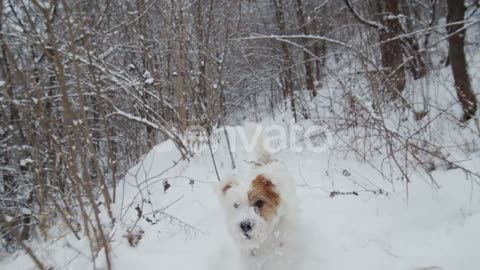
[217,175,282,248]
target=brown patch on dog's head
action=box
[248,175,281,222]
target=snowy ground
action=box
[2,124,480,270]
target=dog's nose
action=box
[240,220,253,233]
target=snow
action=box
[20,207,32,215]
[144,77,154,85]
[2,123,479,270]
[19,158,33,167]
[4,215,14,223]
[108,109,160,130]
[142,71,154,85]
[72,120,83,126]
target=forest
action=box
[1,1,479,269]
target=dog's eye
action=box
[233,203,239,209]
[254,200,264,208]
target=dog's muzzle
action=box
[240,220,254,238]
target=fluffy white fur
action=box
[216,126,300,270]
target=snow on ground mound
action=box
[4,124,479,270]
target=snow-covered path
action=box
[3,136,480,270]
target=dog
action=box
[216,127,299,270]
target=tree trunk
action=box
[402,3,428,80]
[273,0,297,122]
[446,0,477,121]
[377,0,405,97]
[295,0,316,97]
[345,0,406,97]
[174,0,188,132]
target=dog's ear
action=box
[216,176,239,196]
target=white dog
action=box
[216,129,300,270]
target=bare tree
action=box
[345,0,406,97]
[446,0,478,121]
[294,0,316,97]
[272,0,297,121]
